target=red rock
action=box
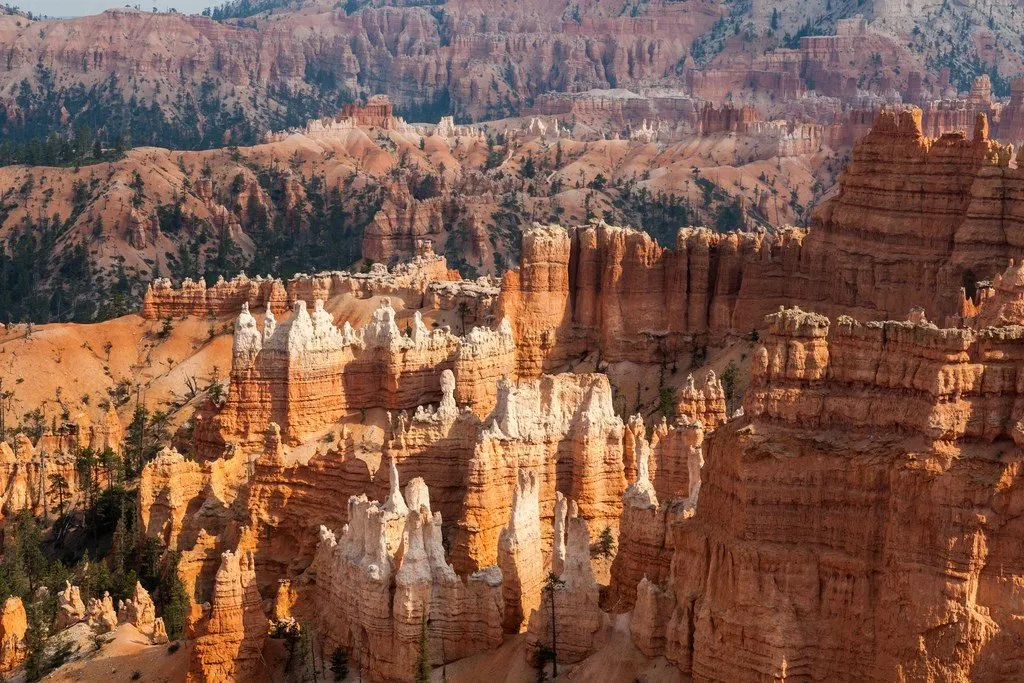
[633,307,1024,680]
[0,597,26,673]
[188,549,267,682]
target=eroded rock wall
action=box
[198,299,515,456]
[498,109,1024,377]
[633,307,1024,680]
[311,480,503,682]
[188,550,267,683]
[452,373,626,573]
[141,242,457,320]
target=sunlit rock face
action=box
[311,477,503,682]
[632,307,1024,681]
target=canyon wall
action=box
[0,2,720,127]
[236,369,627,587]
[632,307,1024,680]
[188,550,267,682]
[156,363,628,619]
[115,104,1024,681]
[498,109,1024,377]
[141,241,456,320]
[311,479,504,682]
[196,298,515,455]
[604,373,723,613]
[498,220,810,370]
[0,406,123,521]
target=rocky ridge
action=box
[629,306,1024,680]
[8,103,1024,681]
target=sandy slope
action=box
[34,624,188,683]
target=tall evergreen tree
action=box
[415,616,430,683]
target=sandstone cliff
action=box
[0,597,26,673]
[197,295,515,457]
[525,499,603,665]
[494,109,1024,376]
[632,306,1024,680]
[188,549,267,682]
[497,469,544,633]
[141,240,455,320]
[451,373,626,573]
[311,477,503,682]
[605,412,705,613]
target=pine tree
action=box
[415,616,430,683]
[542,573,565,677]
[158,552,190,639]
[13,509,47,592]
[596,526,616,559]
[330,646,349,681]
[521,155,536,179]
[23,600,50,682]
[48,473,69,517]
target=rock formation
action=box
[233,368,625,594]
[498,220,814,369]
[676,372,728,430]
[197,297,515,456]
[969,258,1024,328]
[141,243,454,320]
[82,109,1024,678]
[138,447,222,549]
[632,306,1024,680]
[0,431,90,521]
[55,581,86,631]
[605,411,705,613]
[497,469,543,633]
[452,373,626,573]
[86,592,118,633]
[142,275,286,320]
[0,597,27,673]
[311,478,503,682]
[492,109,1024,375]
[152,617,169,645]
[188,550,267,683]
[117,581,157,635]
[525,500,603,665]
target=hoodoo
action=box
[3,2,1024,675]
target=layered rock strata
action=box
[141,242,456,320]
[197,299,515,455]
[451,373,626,573]
[311,479,503,682]
[632,307,1024,681]
[497,109,1024,375]
[498,220,812,370]
[236,369,627,593]
[605,411,705,613]
[525,499,603,665]
[497,469,544,633]
[188,549,267,683]
[133,362,631,654]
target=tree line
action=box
[0,404,187,681]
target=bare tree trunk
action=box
[40,447,49,523]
